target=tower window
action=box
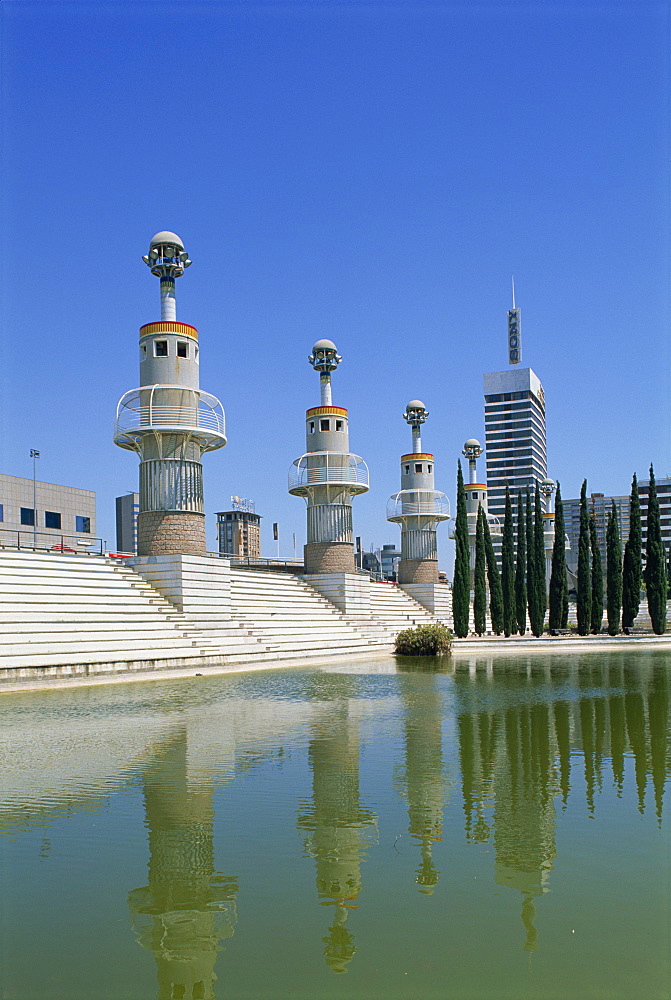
[472,492,478,500]
[45,511,61,529]
[177,342,188,358]
[141,344,147,355]
[336,420,343,431]
[415,464,423,473]
[309,421,315,433]
[428,464,432,473]
[405,465,410,474]
[320,419,330,431]
[154,340,168,357]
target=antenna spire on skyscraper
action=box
[507,281,521,366]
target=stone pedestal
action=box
[137,511,207,557]
[126,554,231,620]
[304,541,355,575]
[398,559,439,585]
[303,572,370,617]
[401,582,453,628]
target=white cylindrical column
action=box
[290,340,369,574]
[114,233,226,557]
[387,402,450,585]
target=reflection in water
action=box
[297,674,377,974]
[397,671,448,892]
[128,731,238,1000]
[455,654,671,952]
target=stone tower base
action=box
[304,541,355,575]
[138,510,206,557]
[398,558,439,585]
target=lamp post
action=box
[30,449,40,548]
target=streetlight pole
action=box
[30,449,40,548]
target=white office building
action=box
[483,295,547,525]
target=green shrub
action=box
[394,623,453,656]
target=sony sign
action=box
[507,308,521,365]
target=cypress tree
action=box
[526,489,535,628]
[532,483,547,636]
[501,485,516,636]
[589,514,603,633]
[622,473,642,630]
[515,491,527,635]
[452,460,471,638]
[483,510,504,635]
[548,480,568,630]
[473,505,487,636]
[606,501,622,636]
[576,479,591,636]
[644,464,667,635]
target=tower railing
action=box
[288,452,369,494]
[386,491,450,522]
[114,386,226,451]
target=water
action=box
[0,650,669,1000]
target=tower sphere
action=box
[150,231,185,250]
[542,477,555,489]
[464,438,481,450]
[406,400,426,411]
[312,338,337,353]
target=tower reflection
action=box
[397,668,448,892]
[128,730,238,1000]
[297,674,377,974]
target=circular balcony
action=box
[114,386,226,453]
[387,490,451,523]
[288,451,369,496]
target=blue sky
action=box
[1,0,669,564]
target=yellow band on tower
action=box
[140,321,199,340]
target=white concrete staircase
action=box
[367,582,438,636]
[228,568,385,656]
[0,550,262,675]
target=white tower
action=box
[387,401,450,584]
[289,340,369,574]
[114,233,226,556]
[460,438,501,584]
[540,477,556,594]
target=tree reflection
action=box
[128,730,238,1000]
[455,653,671,951]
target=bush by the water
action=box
[394,623,453,656]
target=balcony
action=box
[289,451,369,496]
[114,386,226,453]
[387,490,451,523]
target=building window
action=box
[320,419,330,431]
[177,342,188,358]
[336,420,343,431]
[415,464,423,473]
[76,516,91,533]
[45,511,61,529]
[20,507,35,526]
[0,504,3,522]
[154,340,168,357]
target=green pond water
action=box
[0,650,669,1000]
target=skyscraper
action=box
[483,289,547,526]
